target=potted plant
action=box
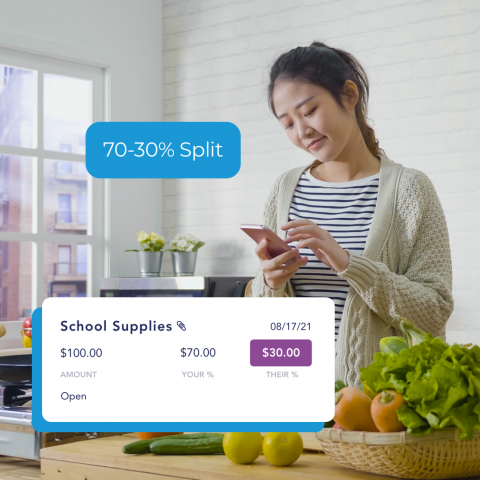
[165,233,205,276]
[125,230,165,277]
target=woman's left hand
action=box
[281,219,350,273]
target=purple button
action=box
[250,339,312,367]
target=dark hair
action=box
[267,41,384,159]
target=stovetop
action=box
[0,385,32,420]
[0,386,38,461]
[0,405,32,425]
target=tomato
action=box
[22,317,32,338]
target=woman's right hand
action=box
[255,239,308,290]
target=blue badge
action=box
[86,122,241,178]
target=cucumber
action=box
[154,433,224,441]
[150,436,224,455]
[123,438,156,455]
[123,433,224,455]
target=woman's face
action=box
[273,80,356,162]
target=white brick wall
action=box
[163,0,480,344]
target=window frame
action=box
[0,45,106,321]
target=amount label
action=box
[61,348,102,358]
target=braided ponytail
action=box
[267,41,384,159]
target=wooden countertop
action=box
[0,456,39,479]
[40,433,400,479]
[0,347,31,356]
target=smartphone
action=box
[240,224,301,265]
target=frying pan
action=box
[0,349,32,387]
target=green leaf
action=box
[396,404,431,435]
[398,317,428,347]
[380,336,409,355]
[124,249,139,252]
[335,380,346,392]
[467,373,480,398]
[192,241,205,252]
[438,397,480,440]
[444,381,470,412]
[360,351,409,394]
[468,345,480,364]
[365,326,480,439]
[360,353,387,394]
[405,378,438,404]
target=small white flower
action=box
[170,232,204,251]
[178,239,189,251]
[137,233,148,243]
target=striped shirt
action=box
[288,169,380,341]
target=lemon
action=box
[263,432,303,466]
[22,333,32,348]
[223,432,263,464]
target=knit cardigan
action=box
[251,153,454,387]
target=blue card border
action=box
[32,307,325,433]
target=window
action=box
[0,46,105,322]
[57,245,71,275]
[58,194,72,224]
[46,159,89,233]
[77,244,87,274]
[56,161,72,175]
[59,144,72,154]
[77,163,88,176]
[0,241,32,321]
[2,241,8,271]
[77,192,87,225]
[2,287,7,320]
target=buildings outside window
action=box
[0,49,104,322]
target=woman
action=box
[251,41,454,387]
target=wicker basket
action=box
[316,428,480,479]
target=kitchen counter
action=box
[0,456,40,479]
[39,433,401,480]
